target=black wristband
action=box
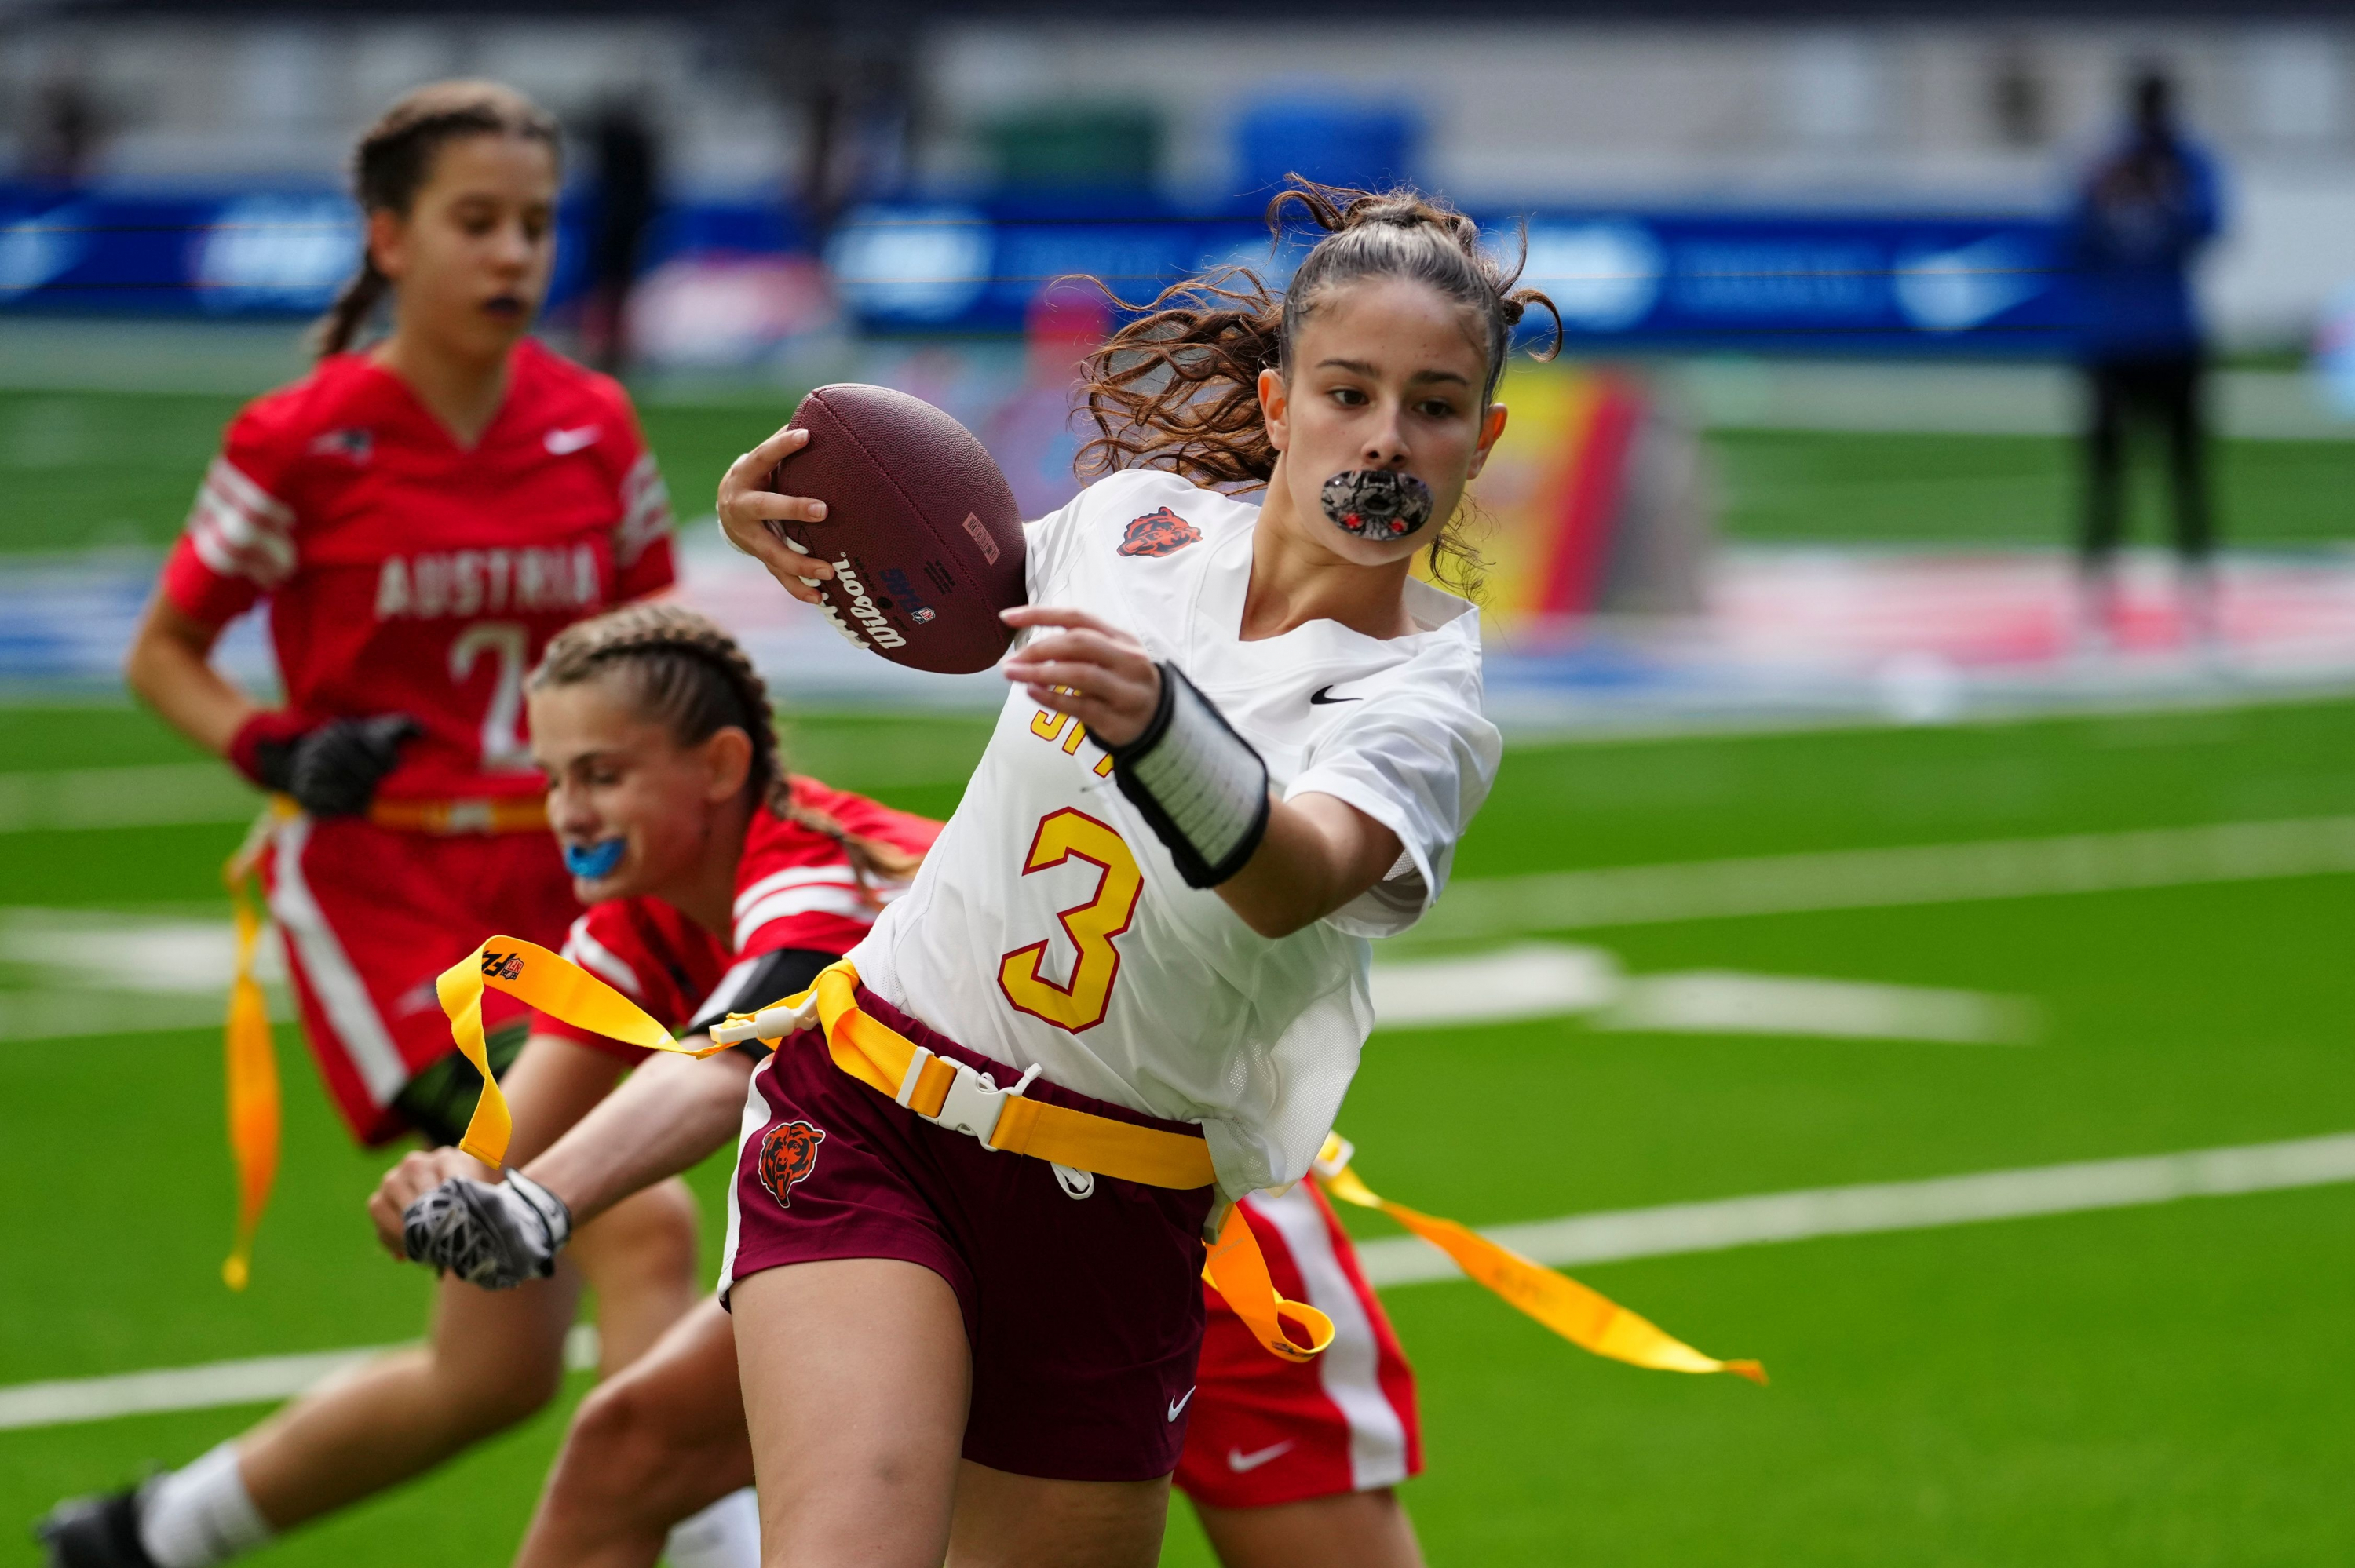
[1103,662,1271,888]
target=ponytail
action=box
[311,79,560,360]
[313,261,391,359]
[531,604,922,901]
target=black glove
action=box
[402,1170,573,1289]
[246,714,420,817]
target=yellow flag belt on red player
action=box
[436,938,1334,1364]
[219,820,281,1292]
[1312,1134,1764,1384]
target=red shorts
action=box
[262,814,578,1144]
[1174,1182,1422,1508]
[721,986,1217,1482]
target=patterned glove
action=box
[401,1170,573,1289]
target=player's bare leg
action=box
[233,1260,582,1527]
[947,1463,1169,1568]
[234,1035,697,1531]
[1192,1489,1425,1568]
[516,1298,752,1568]
[233,1176,692,1528]
[733,1259,970,1568]
[564,1175,701,1373]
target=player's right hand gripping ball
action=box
[767,384,1026,674]
[402,1170,573,1289]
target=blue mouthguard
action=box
[564,839,626,879]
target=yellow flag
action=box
[1317,1136,1765,1384]
[219,858,280,1292]
[436,937,682,1169]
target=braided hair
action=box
[530,603,922,899]
[1074,177,1562,596]
[312,80,562,359]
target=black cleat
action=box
[35,1490,159,1568]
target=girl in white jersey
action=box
[712,181,1551,1567]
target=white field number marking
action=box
[9,1136,2350,1431]
[1369,942,2036,1045]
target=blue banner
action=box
[1,181,2069,355]
[826,201,2069,353]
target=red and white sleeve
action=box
[159,405,301,625]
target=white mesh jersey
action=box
[847,469,1501,1195]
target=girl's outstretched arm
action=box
[1003,604,1401,939]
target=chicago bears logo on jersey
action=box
[1119,507,1200,558]
[758,1120,827,1208]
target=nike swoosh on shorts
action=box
[1226,1440,1294,1472]
[1167,1387,1196,1421]
[544,425,601,454]
[1309,684,1361,705]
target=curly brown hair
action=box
[531,603,922,899]
[1073,178,1561,594]
[312,80,562,359]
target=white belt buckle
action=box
[933,1058,1012,1147]
[706,992,821,1047]
[926,1057,1045,1152]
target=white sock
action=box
[662,1486,761,1568]
[136,1443,274,1568]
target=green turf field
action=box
[3,695,2350,1566]
[10,385,2355,556]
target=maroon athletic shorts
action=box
[721,985,1218,1482]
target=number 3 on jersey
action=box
[997,809,1142,1032]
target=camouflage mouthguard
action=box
[1320,469,1434,542]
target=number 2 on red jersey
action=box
[996,808,1141,1032]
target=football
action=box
[768,384,1027,674]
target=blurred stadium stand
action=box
[5,1,2355,348]
[8,0,2355,724]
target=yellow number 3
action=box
[997,808,1143,1033]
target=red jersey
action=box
[162,338,676,801]
[539,779,944,1059]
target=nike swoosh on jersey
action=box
[1309,685,1362,705]
[1225,1440,1294,1473]
[1167,1387,1196,1422]
[544,425,601,454]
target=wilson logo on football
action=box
[818,556,908,652]
[478,951,526,981]
[758,1120,827,1208]
[1118,507,1200,558]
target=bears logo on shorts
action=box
[758,1120,827,1208]
[1119,507,1201,558]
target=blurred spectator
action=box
[584,102,660,374]
[20,75,104,184]
[2064,67,2223,644]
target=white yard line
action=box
[1422,815,2355,941]
[6,1136,2348,1431]
[1354,1131,2355,1286]
[0,764,257,833]
[1367,943,2035,1043]
[0,1326,601,1433]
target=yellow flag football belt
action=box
[1312,1135,1765,1384]
[436,940,1335,1364]
[214,794,553,1289]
